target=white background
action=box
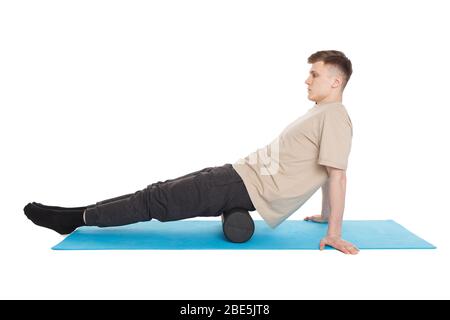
[1,0,449,300]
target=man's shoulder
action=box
[322,106,353,133]
[324,104,351,119]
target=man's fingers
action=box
[304,216,324,223]
[343,242,359,255]
[319,240,327,250]
[342,246,359,255]
[333,244,350,254]
[320,237,360,255]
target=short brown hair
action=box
[308,50,353,89]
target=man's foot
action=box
[23,202,85,235]
[31,201,88,212]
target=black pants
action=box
[84,163,256,227]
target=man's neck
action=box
[315,97,342,106]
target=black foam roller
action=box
[221,208,255,243]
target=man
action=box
[24,50,358,255]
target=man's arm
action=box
[324,166,346,237]
[321,178,331,219]
[320,165,359,254]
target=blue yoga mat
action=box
[52,219,436,250]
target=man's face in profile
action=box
[305,61,341,103]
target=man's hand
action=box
[319,235,359,255]
[304,214,328,223]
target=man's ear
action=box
[331,74,343,89]
[327,66,343,89]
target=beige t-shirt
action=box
[232,101,353,228]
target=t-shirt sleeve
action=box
[318,110,353,170]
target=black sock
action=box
[24,202,86,235]
[31,201,89,212]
